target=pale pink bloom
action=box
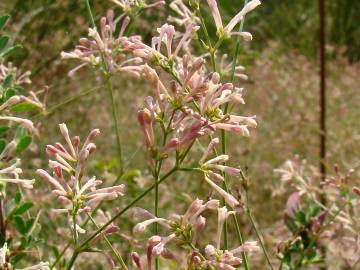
[124,23,199,60]
[286,192,300,217]
[206,0,261,37]
[131,252,144,270]
[168,0,200,26]
[192,215,206,245]
[204,244,242,270]
[232,31,253,41]
[0,116,34,132]
[0,96,21,111]
[183,198,220,224]
[216,207,235,248]
[204,176,239,208]
[137,109,155,148]
[62,11,142,76]
[0,62,32,85]
[0,141,16,161]
[147,235,162,269]
[152,233,176,257]
[199,137,220,164]
[224,0,262,34]
[230,241,260,254]
[0,159,35,189]
[206,0,223,31]
[37,125,125,214]
[133,217,168,234]
[142,65,169,100]
[214,123,250,136]
[112,0,165,11]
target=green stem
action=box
[223,180,249,269]
[87,213,128,269]
[32,86,101,120]
[105,75,124,174]
[72,214,78,245]
[85,0,123,174]
[66,251,79,270]
[246,207,274,270]
[51,242,71,269]
[85,0,96,29]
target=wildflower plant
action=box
[0,14,50,269]
[0,0,355,269]
[275,158,360,269]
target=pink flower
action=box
[37,124,125,214]
[61,11,143,76]
[138,109,155,148]
[206,0,261,37]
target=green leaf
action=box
[13,191,21,205]
[0,44,22,58]
[0,139,6,153]
[4,87,17,99]
[15,126,29,141]
[13,202,33,216]
[13,216,26,234]
[10,103,39,113]
[295,210,307,225]
[0,125,9,137]
[24,218,35,234]
[0,36,9,52]
[284,214,298,233]
[3,74,13,88]
[0,15,10,31]
[16,135,32,153]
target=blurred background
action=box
[0,0,359,268]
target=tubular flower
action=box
[168,0,200,26]
[36,124,125,214]
[122,23,199,61]
[0,62,31,85]
[0,159,35,189]
[112,0,165,14]
[61,10,142,76]
[206,0,261,38]
[202,241,259,270]
[132,198,219,262]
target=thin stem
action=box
[0,200,5,244]
[87,213,128,269]
[153,110,175,270]
[105,75,124,174]
[223,180,249,269]
[85,0,96,29]
[72,214,78,245]
[154,160,160,270]
[85,0,123,174]
[32,86,101,120]
[66,251,79,270]
[51,242,71,269]
[246,207,274,270]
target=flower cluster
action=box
[206,0,261,38]
[0,62,31,85]
[131,198,259,269]
[112,0,165,14]
[36,124,125,215]
[61,10,142,77]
